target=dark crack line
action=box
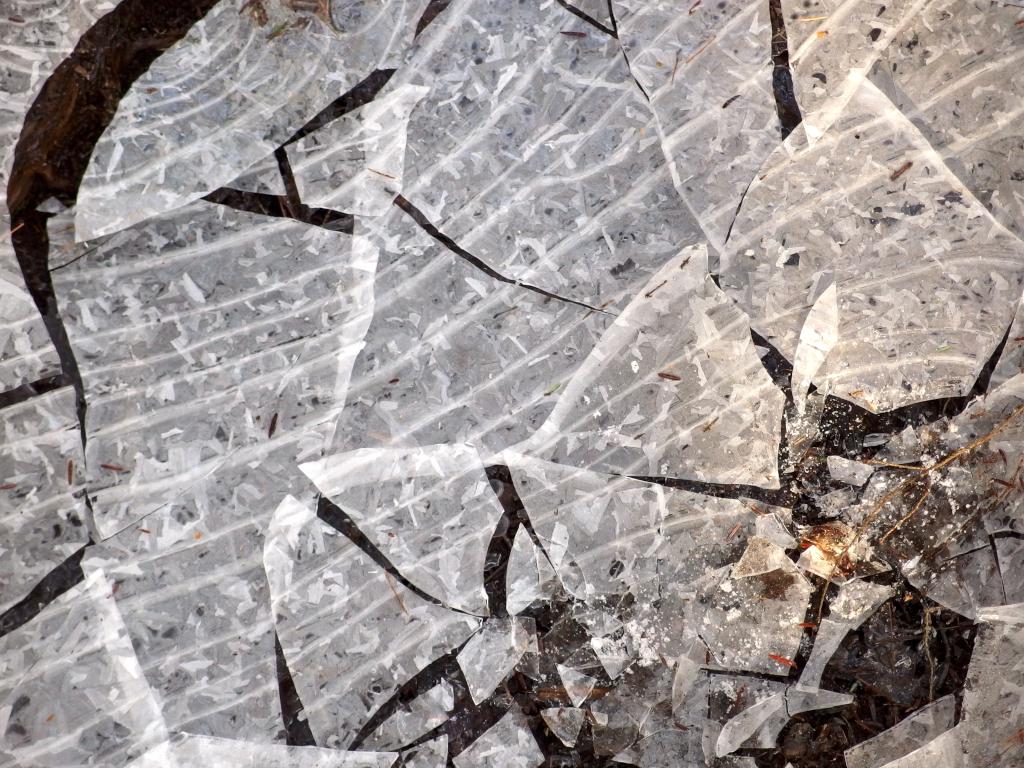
[274,631,318,746]
[768,0,803,140]
[484,464,534,618]
[274,146,303,214]
[555,0,616,37]
[0,371,72,411]
[202,187,354,234]
[349,641,468,751]
[393,195,610,315]
[7,0,222,462]
[723,172,756,246]
[605,0,651,102]
[0,543,90,639]
[632,473,796,508]
[415,0,454,38]
[316,495,478,616]
[284,68,396,147]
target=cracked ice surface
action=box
[264,495,480,749]
[75,0,430,240]
[3,0,1024,765]
[720,77,1024,412]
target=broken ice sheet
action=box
[844,694,956,768]
[457,618,537,705]
[525,244,785,488]
[359,681,452,752]
[781,0,929,145]
[451,705,542,768]
[0,570,167,768]
[540,707,585,748]
[871,1,1024,239]
[842,374,1024,617]
[326,204,612,455]
[74,0,429,240]
[991,293,1024,389]
[960,604,1024,765]
[125,734,397,768]
[264,495,480,749]
[699,537,812,675]
[299,444,504,615]
[0,386,89,614]
[81,522,283,742]
[506,454,663,601]
[287,83,428,216]
[797,579,892,689]
[385,0,703,304]
[715,687,853,756]
[719,77,1024,412]
[612,0,782,249]
[52,200,376,539]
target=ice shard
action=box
[299,444,505,615]
[456,618,537,704]
[75,0,430,239]
[451,706,543,768]
[0,386,89,613]
[264,495,480,748]
[0,570,168,768]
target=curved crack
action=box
[393,194,612,315]
[6,0,222,462]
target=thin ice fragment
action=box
[715,687,853,756]
[992,293,1024,390]
[958,604,1024,764]
[505,526,559,615]
[401,736,448,768]
[781,0,930,144]
[700,538,813,674]
[75,0,429,239]
[540,707,585,748]
[526,245,785,488]
[326,205,609,456]
[451,706,543,768]
[791,281,838,414]
[387,0,702,303]
[798,580,892,689]
[872,727,965,768]
[826,455,875,487]
[287,84,429,216]
[52,201,376,540]
[557,664,597,707]
[299,444,504,615]
[265,496,479,749]
[720,78,1024,412]
[506,454,663,600]
[0,570,168,768]
[457,618,537,704]
[361,682,453,752]
[844,695,956,768]
[225,155,287,197]
[83,521,283,740]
